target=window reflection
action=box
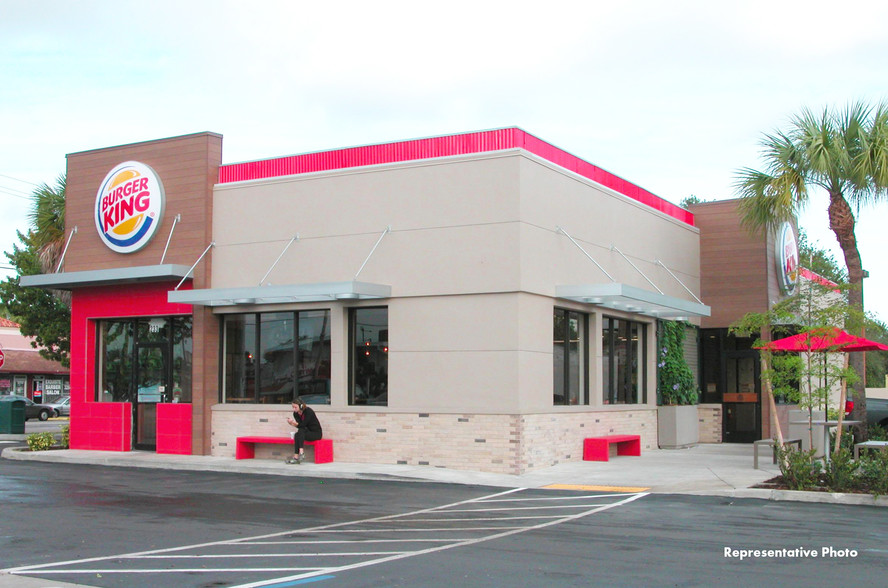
[223,311,331,404]
[553,309,585,405]
[350,307,388,406]
[603,317,646,405]
[97,317,192,403]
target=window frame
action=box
[95,315,193,403]
[602,315,648,405]
[553,307,589,406]
[221,310,331,405]
[348,306,389,407]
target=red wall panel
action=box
[156,403,193,455]
[69,281,193,452]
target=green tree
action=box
[0,174,70,366]
[798,229,848,285]
[29,174,67,273]
[735,101,888,438]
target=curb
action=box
[4,446,887,506]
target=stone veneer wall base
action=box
[212,408,659,475]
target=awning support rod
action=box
[260,234,299,286]
[655,259,704,305]
[555,226,615,282]
[176,242,215,290]
[354,226,391,280]
[55,226,78,273]
[159,214,181,265]
[611,245,663,294]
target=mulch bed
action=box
[754,475,878,495]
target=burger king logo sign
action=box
[95,161,165,253]
[776,222,799,295]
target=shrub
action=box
[869,423,888,441]
[823,447,857,492]
[858,450,888,497]
[775,444,821,491]
[60,424,70,449]
[657,321,699,405]
[26,432,56,451]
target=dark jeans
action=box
[294,428,322,453]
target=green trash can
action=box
[0,398,26,434]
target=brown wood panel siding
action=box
[64,132,222,289]
[63,132,222,455]
[690,199,771,328]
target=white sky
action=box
[1,0,887,319]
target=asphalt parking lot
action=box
[2,457,886,588]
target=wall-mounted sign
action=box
[776,222,799,295]
[94,161,165,253]
[0,348,4,369]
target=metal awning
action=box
[167,281,391,307]
[556,283,710,319]
[19,265,194,290]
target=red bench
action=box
[583,435,641,461]
[235,436,334,463]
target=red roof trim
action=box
[218,128,694,226]
[800,267,841,290]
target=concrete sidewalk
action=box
[3,441,887,507]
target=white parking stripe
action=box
[3,487,524,575]
[477,492,640,502]
[245,539,469,544]
[5,487,648,588]
[229,491,649,588]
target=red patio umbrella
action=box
[758,327,888,353]
[757,327,888,454]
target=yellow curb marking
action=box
[543,483,650,492]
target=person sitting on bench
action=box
[286,396,323,464]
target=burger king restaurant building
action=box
[22,129,712,474]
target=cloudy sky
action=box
[2,0,887,318]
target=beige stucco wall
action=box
[517,155,701,301]
[211,153,522,296]
[207,149,702,472]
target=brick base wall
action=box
[697,404,722,443]
[212,407,658,475]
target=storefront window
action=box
[297,310,332,402]
[98,320,135,402]
[553,308,586,405]
[97,317,192,403]
[224,315,257,403]
[223,311,330,404]
[171,317,193,403]
[349,307,388,406]
[259,313,295,404]
[602,317,647,404]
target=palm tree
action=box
[735,101,888,438]
[28,174,67,273]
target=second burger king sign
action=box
[94,161,165,253]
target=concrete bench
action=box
[235,436,334,463]
[854,440,888,460]
[753,438,802,469]
[583,435,641,462]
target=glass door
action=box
[134,344,168,450]
[723,351,761,443]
